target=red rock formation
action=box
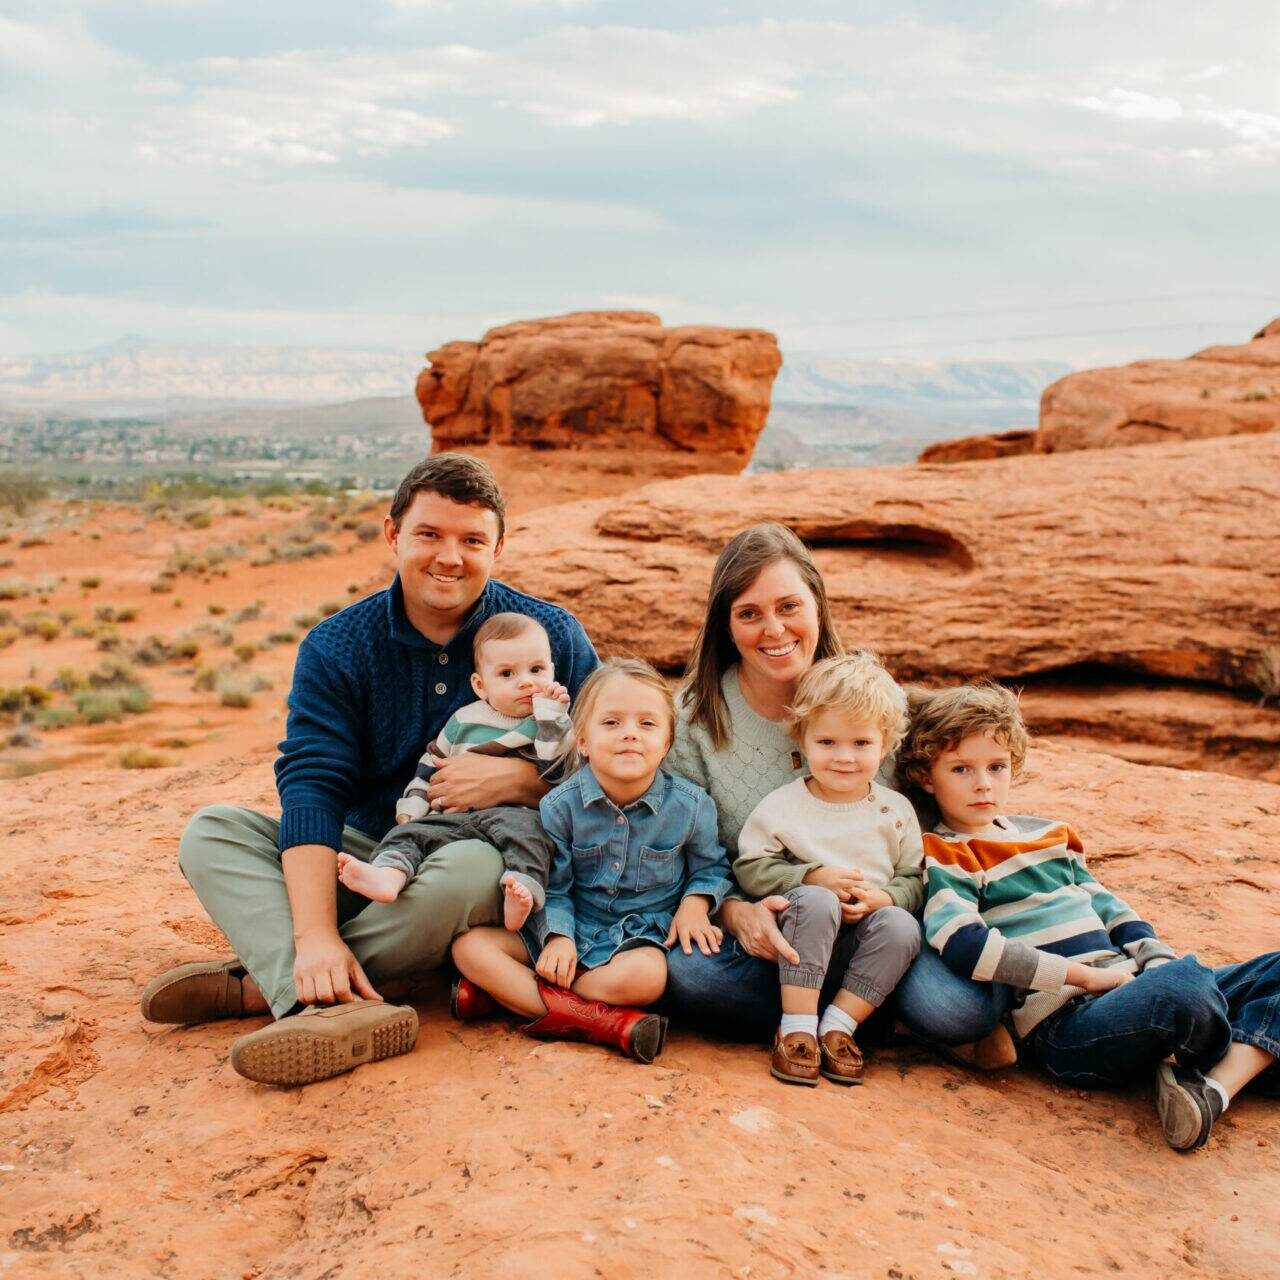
[917,429,1036,464]
[1037,319,1280,453]
[501,432,1280,696]
[415,311,782,471]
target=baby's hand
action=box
[539,681,570,706]
[802,865,864,900]
[536,935,579,988]
[1069,964,1135,995]
[842,883,893,922]
[665,896,723,956]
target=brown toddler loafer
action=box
[770,1030,821,1086]
[819,1030,865,1086]
[230,1000,418,1087]
[140,957,247,1024]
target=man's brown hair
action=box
[897,680,1030,794]
[389,453,507,541]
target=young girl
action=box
[735,652,923,1086]
[450,658,733,1063]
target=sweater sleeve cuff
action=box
[1032,951,1072,993]
[279,806,344,853]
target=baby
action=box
[736,652,922,1086]
[338,611,572,931]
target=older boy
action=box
[901,681,1280,1151]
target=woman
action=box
[664,522,1002,1050]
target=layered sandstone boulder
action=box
[416,311,782,471]
[500,431,1280,695]
[917,428,1036,464]
[1036,319,1280,453]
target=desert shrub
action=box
[185,510,212,529]
[120,746,171,769]
[57,607,77,625]
[53,665,90,693]
[265,629,299,646]
[207,602,227,616]
[0,625,17,649]
[279,539,333,562]
[95,624,121,650]
[193,665,218,692]
[0,473,49,515]
[74,689,124,723]
[18,534,50,548]
[35,705,76,730]
[250,674,273,692]
[217,675,253,708]
[233,643,257,663]
[127,634,170,665]
[347,583,360,595]
[233,601,264,624]
[0,580,32,600]
[172,597,184,608]
[354,521,380,543]
[149,579,173,594]
[79,575,101,589]
[171,635,201,660]
[119,684,151,714]
[90,656,140,688]
[0,683,51,715]
[317,600,343,618]
[1255,647,1280,706]
[293,611,319,630]
[33,616,62,641]
[94,605,138,624]
[1240,388,1271,402]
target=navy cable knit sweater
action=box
[273,575,598,852]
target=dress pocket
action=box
[636,844,681,892]
[571,841,607,887]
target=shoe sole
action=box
[819,1068,863,1086]
[1156,1063,1211,1150]
[231,1008,418,1086]
[769,1066,820,1086]
[627,1014,666,1065]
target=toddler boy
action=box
[339,612,572,931]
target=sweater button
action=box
[435,682,447,695]
[438,653,449,664]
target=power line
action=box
[792,292,1277,329]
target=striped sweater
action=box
[397,695,572,822]
[922,814,1176,1038]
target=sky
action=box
[2,0,1278,367]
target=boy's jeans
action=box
[1024,953,1280,1091]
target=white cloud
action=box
[0,14,121,75]
[1072,88,1185,121]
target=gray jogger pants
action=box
[777,884,921,1007]
[176,804,503,1018]
[371,805,553,909]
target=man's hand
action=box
[428,753,545,812]
[718,897,800,965]
[840,883,894,924]
[1067,963,1135,995]
[536,935,579,988]
[665,895,723,956]
[293,926,382,1006]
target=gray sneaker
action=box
[1155,1062,1223,1151]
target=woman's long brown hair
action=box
[678,523,843,749]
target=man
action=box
[141,454,598,1085]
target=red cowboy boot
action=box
[450,975,499,1022]
[523,977,667,1063]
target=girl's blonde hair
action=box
[787,651,907,754]
[897,681,1030,795]
[679,523,843,750]
[560,657,675,773]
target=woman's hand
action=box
[718,897,800,965]
[840,883,894,924]
[1067,964,1135,995]
[665,896,724,956]
[293,926,382,1006]
[536,935,579,988]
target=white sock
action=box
[779,1013,818,1038]
[818,1005,858,1038]
[1205,1077,1230,1113]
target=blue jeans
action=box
[1025,953,1280,1091]
[664,933,1003,1045]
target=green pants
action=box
[177,805,503,1018]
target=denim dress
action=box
[530,767,733,969]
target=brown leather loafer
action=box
[770,1030,821,1086]
[230,1000,418,1086]
[140,957,247,1024]
[819,1030,865,1085]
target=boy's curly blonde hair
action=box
[897,681,1030,793]
[786,651,907,753]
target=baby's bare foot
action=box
[503,877,534,931]
[337,854,407,904]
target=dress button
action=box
[434,682,447,695]
[438,653,449,665]
[612,863,621,870]
[616,816,625,825]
